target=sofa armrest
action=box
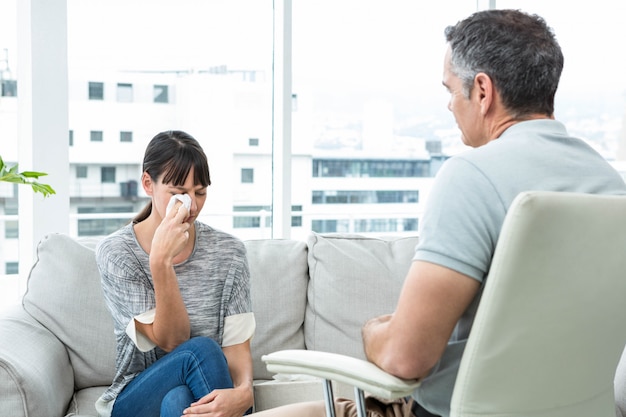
[0,306,75,417]
[262,349,420,400]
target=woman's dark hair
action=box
[444,9,563,119]
[134,130,211,223]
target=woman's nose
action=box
[188,194,198,212]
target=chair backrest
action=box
[450,191,626,417]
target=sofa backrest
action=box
[19,232,418,387]
[20,233,311,385]
[304,233,419,359]
[246,239,309,380]
[22,233,117,390]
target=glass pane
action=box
[292,0,476,239]
[0,0,19,307]
[88,81,104,100]
[67,0,273,239]
[116,83,133,102]
[153,85,169,103]
[495,0,626,166]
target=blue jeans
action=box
[112,337,233,417]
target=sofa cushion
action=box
[0,306,75,417]
[22,233,116,389]
[67,386,107,416]
[305,233,419,359]
[246,239,308,380]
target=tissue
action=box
[165,194,191,216]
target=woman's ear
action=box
[142,172,154,196]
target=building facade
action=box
[1,68,443,273]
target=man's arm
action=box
[363,260,480,380]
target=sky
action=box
[2,0,625,95]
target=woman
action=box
[95,131,255,417]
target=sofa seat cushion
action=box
[305,233,419,359]
[66,386,107,416]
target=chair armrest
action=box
[0,306,75,417]
[262,349,420,399]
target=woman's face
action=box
[144,167,207,224]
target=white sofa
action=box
[0,232,418,417]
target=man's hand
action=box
[362,313,392,358]
[361,261,480,380]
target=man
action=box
[252,9,626,417]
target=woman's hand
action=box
[182,385,253,417]
[151,201,190,265]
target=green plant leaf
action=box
[0,156,56,197]
[20,171,49,179]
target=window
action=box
[241,168,254,183]
[117,83,133,102]
[4,220,18,239]
[249,138,259,146]
[4,198,17,216]
[233,205,272,229]
[154,84,169,103]
[312,190,419,204]
[293,1,477,238]
[88,81,104,100]
[312,159,433,178]
[77,206,133,236]
[69,130,74,146]
[291,93,298,111]
[101,167,116,183]
[5,262,18,275]
[120,180,138,197]
[1,79,17,97]
[120,131,133,142]
[76,165,88,178]
[312,219,341,233]
[90,130,103,142]
[403,218,418,232]
[233,217,261,228]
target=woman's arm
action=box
[223,340,254,407]
[183,339,255,417]
[137,202,192,351]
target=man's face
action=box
[442,46,485,148]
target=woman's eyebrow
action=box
[170,185,206,192]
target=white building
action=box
[1,67,441,273]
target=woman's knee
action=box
[175,336,222,355]
[174,337,231,385]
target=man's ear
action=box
[141,172,154,196]
[474,72,494,116]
